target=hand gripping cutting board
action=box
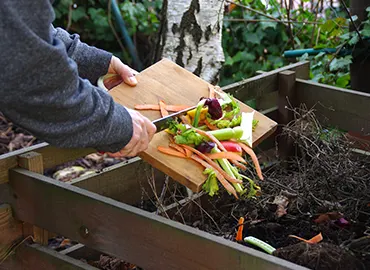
[108,58,277,192]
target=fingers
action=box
[109,56,138,87]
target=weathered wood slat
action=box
[0,243,98,270]
[2,169,305,270]
[0,144,95,184]
[69,157,166,205]
[222,61,309,103]
[296,79,370,134]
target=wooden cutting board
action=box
[108,58,277,192]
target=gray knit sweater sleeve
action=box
[0,0,133,152]
[50,25,112,84]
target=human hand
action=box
[106,109,156,158]
[108,56,139,87]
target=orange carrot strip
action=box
[157,146,187,158]
[166,105,191,111]
[180,144,242,184]
[208,85,216,99]
[206,152,248,164]
[231,161,247,171]
[184,148,192,157]
[204,119,218,130]
[194,128,246,169]
[190,155,238,199]
[169,143,186,155]
[289,232,323,244]
[194,128,227,152]
[134,104,191,112]
[134,104,160,110]
[236,142,264,180]
[159,100,169,117]
[235,217,245,241]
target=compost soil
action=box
[154,106,370,270]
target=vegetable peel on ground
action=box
[289,232,323,244]
[235,217,245,241]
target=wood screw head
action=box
[79,225,89,238]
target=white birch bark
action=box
[154,0,225,84]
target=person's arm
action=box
[0,0,152,153]
[50,25,111,84]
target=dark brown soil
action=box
[155,107,370,270]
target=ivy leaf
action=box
[321,19,335,33]
[348,34,359,45]
[350,15,358,22]
[329,56,352,72]
[224,55,234,66]
[244,32,261,45]
[260,21,277,30]
[335,73,350,88]
[72,7,86,22]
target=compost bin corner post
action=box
[278,70,297,160]
[17,151,55,245]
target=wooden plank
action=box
[0,243,98,270]
[109,58,277,192]
[69,157,166,205]
[296,79,370,134]
[0,204,23,263]
[222,61,309,103]
[278,71,297,159]
[3,169,306,270]
[0,143,95,184]
[18,152,53,246]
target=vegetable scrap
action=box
[289,232,323,244]
[235,217,245,241]
[134,87,263,199]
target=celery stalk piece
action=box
[244,236,276,255]
[208,126,243,141]
[212,147,244,193]
[192,99,206,127]
[239,111,255,147]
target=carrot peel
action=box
[157,146,186,158]
[159,100,169,117]
[289,232,323,244]
[235,217,245,241]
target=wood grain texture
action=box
[0,143,95,184]
[109,58,277,192]
[3,169,305,270]
[278,71,297,160]
[17,152,52,246]
[296,79,370,134]
[69,157,166,205]
[0,243,98,270]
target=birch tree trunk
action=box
[153,0,225,84]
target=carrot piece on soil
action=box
[180,144,242,184]
[236,142,264,180]
[159,100,169,117]
[235,217,245,241]
[289,232,323,244]
[205,152,248,164]
[157,146,187,158]
[190,155,238,199]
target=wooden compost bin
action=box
[1,60,369,270]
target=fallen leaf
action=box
[272,195,289,218]
[314,212,343,223]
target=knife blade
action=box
[152,105,197,132]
